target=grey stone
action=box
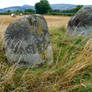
[4,14,53,67]
[67,7,92,37]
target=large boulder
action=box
[67,7,92,37]
[4,14,53,67]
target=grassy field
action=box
[0,15,70,27]
[0,15,92,92]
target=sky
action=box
[0,0,92,9]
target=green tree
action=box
[74,5,83,12]
[7,10,11,13]
[15,10,23,14]
[25,9,35,13]
[35,0,51,14]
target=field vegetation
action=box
[0,15,92,92]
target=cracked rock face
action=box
[67,7,92,37]
[4,14,53,67]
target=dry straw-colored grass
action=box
[0,24,8,41]
[44,15,70,27]
[0,15,92,92]
[0,15,71,27]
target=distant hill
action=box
[0,5,34,13]
[50,4,77,10]
[50,4,92,10]
[0,4,92,13]
[85,5,92,8]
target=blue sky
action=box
[0,0,92,8]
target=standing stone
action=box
[67,7,92,37]
[4,14,53,67]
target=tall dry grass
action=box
[0,15,71,28]
[0,24,8,41]
[0,16,92,92]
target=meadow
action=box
[0,15,70,26]
[0,15,92,92]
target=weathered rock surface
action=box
[67,7,92,37]
[4,14,53,67]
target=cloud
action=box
[0,0,40,8]
[49,0,92,5]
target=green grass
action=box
[0,27,92,92]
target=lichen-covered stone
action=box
[67,7,92,37]
[4,14,53,67]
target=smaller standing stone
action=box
[67,7,92,37]
[4,14,53,67]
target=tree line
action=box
[0,0,83,16]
